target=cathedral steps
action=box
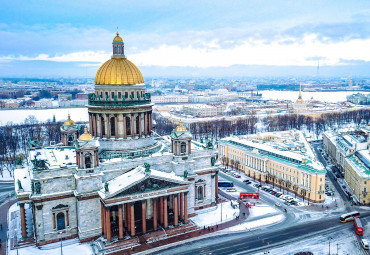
[10,237,35,250]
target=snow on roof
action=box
[221,130,324,171]
[29,146,77,170]
[14,167,31,193]
[99,166,188,199]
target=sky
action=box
[1,0,370,78]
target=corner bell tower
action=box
[61,114,79,146]
[170,121,192,156]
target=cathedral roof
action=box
[94,33,144,85]
[64,114,75,126]
[99,166,188,200]
[79,127,93,141]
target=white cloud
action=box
[1,34,370,68]
[129,34,370,67]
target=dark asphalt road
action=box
[158,212,370,255]
[310,142,351,208]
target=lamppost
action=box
[14,228,19,255]
[328,236,333,255]
[220,202,223,223]
[58,231,63,255]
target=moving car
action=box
[361,239,369,250]
[275,202,281,207]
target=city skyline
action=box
[1,1,370,77]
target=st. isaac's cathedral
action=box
[14,33,218,246]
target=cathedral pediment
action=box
[98,166,189,202]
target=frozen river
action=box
[0,107,89,126]
[0,91,367,126]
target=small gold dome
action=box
[79,127,93,141]
[113,32,123,43]
[95,58,144,85]
[64,114,75,126]
[175,121,187,132]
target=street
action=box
[157,212,370,255]
[0,181,15,255]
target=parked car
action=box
[275,202,281,207]
[243,179,251,184]
[275,192,283,197]
[290,201,298,206]
[284,201,291,206]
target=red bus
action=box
[354,218,364,235]
[240,193,259,199]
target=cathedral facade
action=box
[15,33,218,245]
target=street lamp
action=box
[328,236,333,255]
[58,231,63,255]
[14,228,19,255]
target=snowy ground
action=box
[0,170,14,181]
[191,201,240,227]
[226,203,285,232]
[9,241,93,255]
[7,203,93,255]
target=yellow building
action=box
[345,150,370,204]
[218,130,326,203]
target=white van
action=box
[361,239,369,250]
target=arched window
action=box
[57,212,65,230]
[67,135,74,146]
[197,186,203,200]
[136,115,140,135]
[85,153,92,169]
[181,142,187,154]
[110,117,115,137]
[126,116,131,136]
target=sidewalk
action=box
[109,191,250,255]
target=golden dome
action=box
[95,58,144,85]
[79,127,93,141]
[175,120,187,132]
[64,114,75,126]
[113,32,123,43]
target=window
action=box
[125,92,128,98]
[126,116,131,136]
[57,212,66,230]
[197,186,203,200]
[110,117,115,136]
[181,142,187,154]
[118,92,121,98]
[111,92,114,99]
[85,153,92,169]
[101,117,106,136]
[135,115,140,135]
[67,135,74,146]
[105,92,108,99]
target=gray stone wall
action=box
[77,197,102,240]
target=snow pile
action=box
[228,214,284,232]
